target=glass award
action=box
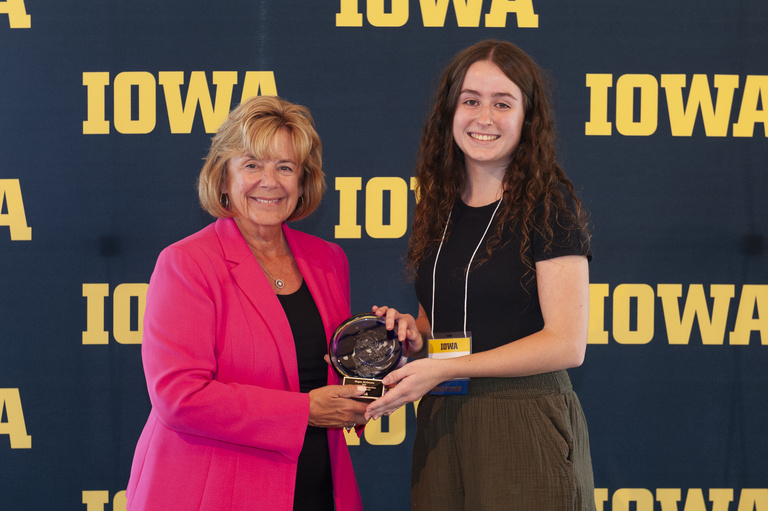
[329,312,408,399]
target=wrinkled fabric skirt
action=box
[411,370,595,511]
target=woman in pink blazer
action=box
[126,96,368,511]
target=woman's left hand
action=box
[371,305,424,354]
[363,357,447,420]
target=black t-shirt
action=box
[415,189,590,354]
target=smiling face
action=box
[452,60,526,176]
[222,127,303,239]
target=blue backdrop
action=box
[1,1,767,509]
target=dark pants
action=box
[411,371,596,511]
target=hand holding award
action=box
[329,313,409,399]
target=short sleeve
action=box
[532,184,592,263]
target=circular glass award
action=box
[329,312,407,398]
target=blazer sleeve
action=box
[141,242,309,462]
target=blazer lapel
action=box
[215,218,300,391]
[283,223,348,346]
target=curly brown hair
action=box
[407,40,589,280]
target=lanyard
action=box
[430,199,503,337]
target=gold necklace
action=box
[248,235,289,290]
[256,259,285,289]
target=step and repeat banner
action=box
[2,1,767,510]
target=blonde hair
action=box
[197,96,325,221]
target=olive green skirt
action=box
[411,370,595,511]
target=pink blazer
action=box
[126,218,363,511]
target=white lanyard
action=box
[430,199,503,337]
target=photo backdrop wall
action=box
[1,1,767,509]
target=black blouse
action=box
[277,280,334,511]
[415,189,590,354]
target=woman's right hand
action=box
[364,357,450,421]
[308,385,369,429]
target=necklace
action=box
[255,259,285,289]
[431,198,502,337]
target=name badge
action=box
[428,332,471,395]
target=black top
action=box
[415,189,590,354]
[277,280,329,394]
[277,280,334,511]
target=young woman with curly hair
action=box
[366,40,596,510]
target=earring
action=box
[219,193,229,209]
